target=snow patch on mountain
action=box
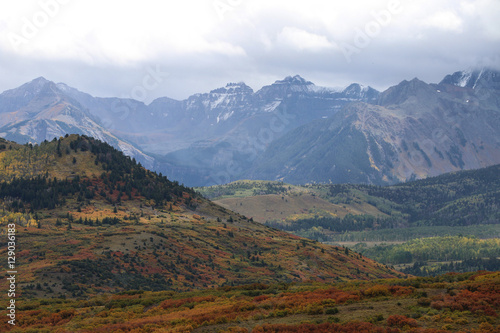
[263,100,281,112]
[472,68,485,89]
[217,110,234,123]
[211,94,228,109]
[56,83,70,92]
[307,85,341,94]
[457,70,472,87]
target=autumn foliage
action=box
[253,322,401,332]
[430,274,500,316]
[386,315,418,328]
[160,296,216,309]
[1,272,498,333]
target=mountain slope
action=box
[0,135,401,299]
[247,70,500,185]
[196,180,387,224]
[155,77,381,185]
[440,68,500,91]
[0,77,154,169]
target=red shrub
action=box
[387,315,418,328]
[388,285,415,296]
[253,295,270,302]
[160,296,215,309]
[253,322,400,332]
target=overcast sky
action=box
[0,0,499,102]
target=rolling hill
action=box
[0,136,498,332]
[196,180,386,224]
[198,164,500,232]
[197,165,500,247]
[197,167,500,276]
[0,135,402,301]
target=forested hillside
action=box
[0,135,401,301]
[201,165,500,242]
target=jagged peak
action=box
[226,82,249,88]
[31,76,50,84]
[24,76,54,91]
[342,83,379,101]
[0,76,57,99]
[378,77,433,106]
[273,75,314,86]
[392,77,429,89]
[439,67,500,90]
[344,83,370,93]
[440,70,476,88]
[210,82,254,94]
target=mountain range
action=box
[248,71,500,184]
[0,68,499,186]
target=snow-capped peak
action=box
[438,67,500,90]
[343,83,369,95]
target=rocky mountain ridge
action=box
[247,69,500,184]
[1,68,499,186]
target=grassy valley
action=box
[197,180,386,224]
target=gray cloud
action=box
[0,0,499,100]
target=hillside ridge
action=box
[0,135,402,299]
